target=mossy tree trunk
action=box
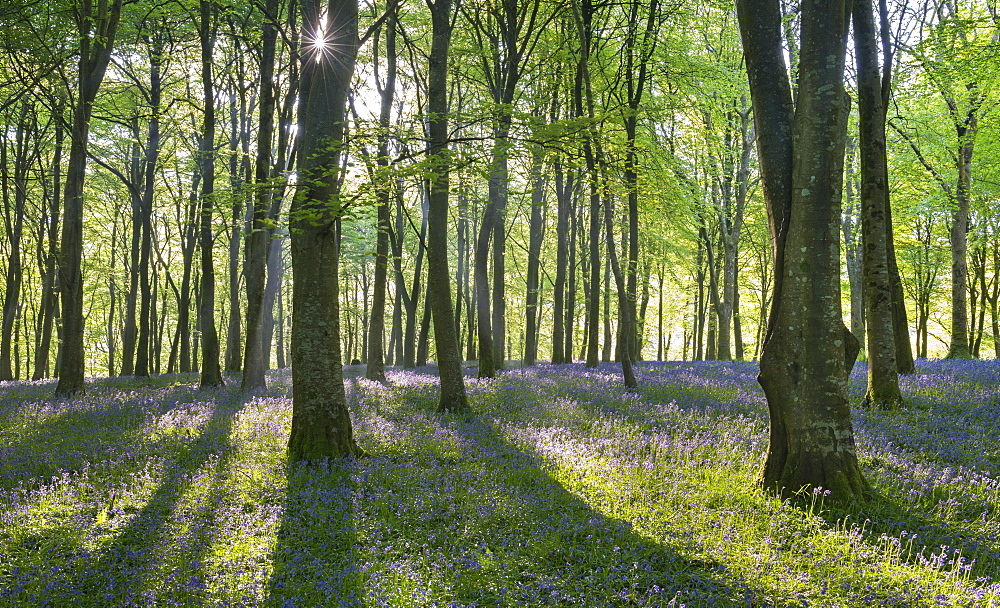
[287,0,362,460]
[854,0,902,408]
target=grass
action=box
[1,360,999,606]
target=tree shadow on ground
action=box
[323,374,758,607]
[819,488,1000,580]
[0,379,203,491]
[263,459,358,607]
[1,384,244,606]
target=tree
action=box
[241,0,279,392]
[737,0,868,498]
[891,0,996,361]
[196,0,224,388]
[287,0,363,459]
[56,0,125,396]
[854,0,903,408]
[364,0,398,383]
[426,0,469,412]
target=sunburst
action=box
[302,8,352,65]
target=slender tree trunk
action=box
[416,291,432,367]
[56,0,124,396]
[524,143,545,366]
[197,0,224,388]
[474,195,497,376]
[33,97,62,381]
[425,0,468,411]
[135,36,164,378]
[855,0,902,408]
[946,132,974,360]
[566,192,578,363]
[241,0,278,391]
[602,255,612,362]
[120,123,142,377]
[574,4,601,369]
[1,102,31,381]
[365,3,397,382]
[843,139,865,356]
[552,160,569,363]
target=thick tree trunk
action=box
[738,0,867,499]
[287,0,361,460]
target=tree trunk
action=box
[565,193,579,363]
[946,123,975,359]
[474,195,498,376]
[426,0,468,411]
[33,95,63,381]
[524,143,545,366]
[120,122,142,377]
[854,0,902,408]
[1,102,31,381]
[287,0,361,460]
[843,139,865,357]
[365,3,397,382]
[738,0,867,499]
[552,160,569,363]
[575,3,601,369]
[197,0,224,388]
[241,0,278,391]
[135,34,164,378]
[56,0,124,396]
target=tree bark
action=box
[365,1,398,382]
[854,0,902,408]
[135,33,165,378]
[56,0,124,396]
[524,142,545,366]
[1,102,31,381]
[33,95,63,380]
[287,0,362,460]
[552,159,569,363]
[737,0,867,499]
[426,0,468,411]
[241,0,278,391]
[197,0,224,388]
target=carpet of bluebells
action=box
[2,360,1000,607]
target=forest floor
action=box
[1,360,999,607]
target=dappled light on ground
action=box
[1,361,999,606]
